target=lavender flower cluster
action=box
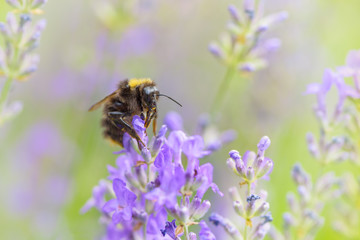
[305,50,360,239]
[209,136,273,240]
[82,114,223,240]
[270,50,360,240]
[0,0,47,124]
[209,0,287,73]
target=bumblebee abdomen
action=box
[101,117,125,146]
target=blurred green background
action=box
[0,0,360,239]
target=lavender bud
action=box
[6,13,18,32]
[233,200,246,217]
[136,166,147,187]
[0,23,9,37]
[6,0,21,8]
[31,0,48,8]
[227,22,241,35]
[228,5,241,22]
[132,208,147,222]
[255,159,273,179]
[247,194,261,204]
[208,43,225,60]
[306,132,320,158]
[258,190,268,200]
[243,0,255,18]
[152,125,167,154]
[0,48,5,68]
[192,199,211,220]
[260,11,288,29]
[189,232,197,240]
[252,202,270,217]
[20,14,32,28]
[226,158,236,171]
[298,186,311,203]
[209,213,241,238]
[257,136,271,153]
[192,175,206,191]
[141,147,151,163]
[262,212,273,224]
[292,163,311,187]
[286,193,297,212]
[34,19,47,32]
[239,63,256,72]
[178,206,189,223]
[124,171,141,189]
[246,194,260,217]
[283,212,294,228]
[246,167,255,181]
[251,222,270,239]
[262,38,282,53]
[228,187,241,202]
[315,172,337,196]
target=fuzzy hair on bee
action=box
[89,78,182,149]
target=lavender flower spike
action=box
[228,136,273,184]
[209,0,287,74]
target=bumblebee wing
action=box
[88,90,118,111]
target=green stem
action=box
[0,77,14,114]
[244,182,251,240]
[143,219,147,240]
[211,66,236,117]
[184,224,190,240]
[146,162,150,183]
[244,224,248,240]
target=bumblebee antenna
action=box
[158,93,182,107]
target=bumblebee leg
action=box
[108,111,146,148]
[145,110,157,135]
[144,110,151,128]
[152,111,157,135]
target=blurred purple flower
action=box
[209,0,287,73]
[196,163,223,198]
[117,26,154,58]
[305,69,334,117]
[164,111,184,131]
[333,75,360,116]
[199,221,216,240]
[81,180,110,214]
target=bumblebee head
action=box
[143,86,159,110]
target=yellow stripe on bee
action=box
[128,78,153,89]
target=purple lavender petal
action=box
[228,5,241,22]
[197,163,223,198]
[103,199,118,214]
[113,179,126,202]
[346,49,360,69]
[167,131,187,166]
[112,211,123,225]
[164,111,184,131]
[160,219,177,239]
[122,206,133,221]
[199,221,216,240]
[132,115,146,142]
[147,208,167,234]
[183,135,211,159]
[257,136,271,152]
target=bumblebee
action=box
[89,78,181,148]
